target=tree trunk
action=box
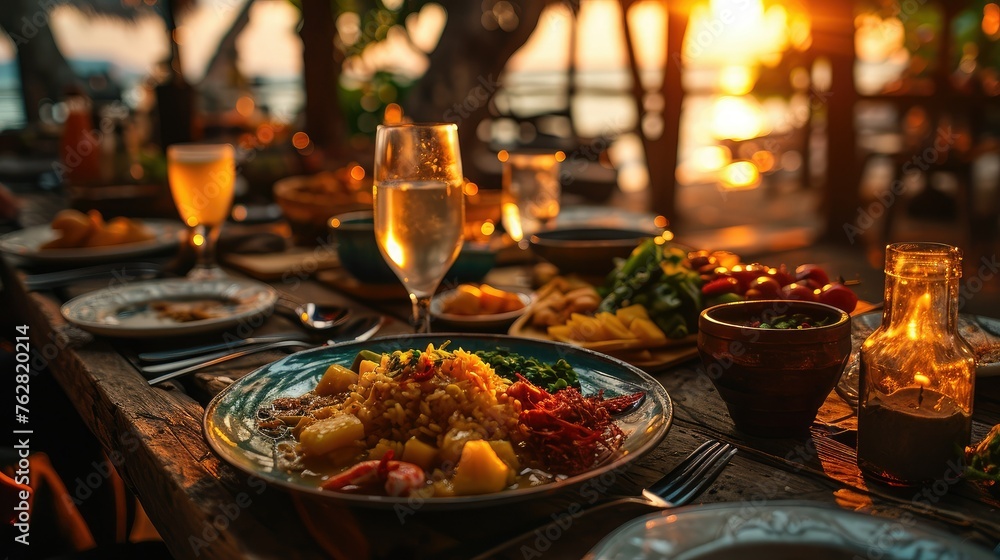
[404,0,547,184]
[300,0,344,155]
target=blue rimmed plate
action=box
[203,333,673,509]
[61,278,277,338]
[585,502,992,559]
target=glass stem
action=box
[189,223,223,279]
[411,293,432,333]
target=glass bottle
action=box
[856,243,975,486]
[59,87,102,186]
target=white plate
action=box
[837,312,1000,406]
[586,502,991,560]
[430,288,532,330]
[0,219,184,264]
[61,278,277,338]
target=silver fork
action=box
[145,315,385,386]
[471,439,738,560]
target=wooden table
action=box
[4,248,1000,560]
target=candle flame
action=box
[905,292,933,341]
[914,373,930,387]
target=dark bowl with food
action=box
[528,228,659,276]
[329,211,496,285]
[698,300,851,437]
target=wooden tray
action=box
[507,311,698,372]
[509,300,880,373]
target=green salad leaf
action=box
[475,349,580,392]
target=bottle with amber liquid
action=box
[857,243,975,486]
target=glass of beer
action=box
[373,123,465,333]
[167,143,236,280]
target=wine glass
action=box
[373,123,465,333]
[500,151,562,249]
[167,143,236,280]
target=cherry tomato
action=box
[702,276,741,296]
[748,276,782,298]
[728,263,768,291]
[744,288,765,300]
[687,250,716,271]
[766,264,795,287]
[795,264,830,288]
[818,283,858,313]
[781,283,818,302]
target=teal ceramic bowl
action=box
[329,211,496,285]
[328,211,397,283]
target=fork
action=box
[470,439,738,560]
[24,261,163,291]
[144,315,385,386]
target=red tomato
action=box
[729,263,769,291]
[765,264,795,287]
[795,264,830,288]
[702,277,740,296]
[782,283,818,302]
[818,283,858,313]
[748,276,782,298]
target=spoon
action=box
[275,299,351,332]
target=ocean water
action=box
[0,62,25,131]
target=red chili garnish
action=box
[508,378,626,475]
[411,354,435,381]
[601,392,645,414]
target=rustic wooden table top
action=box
[4,247,1000,560]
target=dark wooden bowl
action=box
[698,300,852,437]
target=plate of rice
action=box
[203,333,672,509]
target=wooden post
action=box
[300,0,343,154]
[810,0,859,243]
[649,2,687,221]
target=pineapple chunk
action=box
[402,437,439,470]
[451,440,511,495]
[488,440,520,486]
[358,359,378,375]
[315,363,359,395]
[299,414,365,456]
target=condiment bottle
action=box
[857,242,975,486]
[59,87,102,186]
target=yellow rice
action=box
[333,344,522,453]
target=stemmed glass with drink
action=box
[373,123,465,333]
[166,143,236,280]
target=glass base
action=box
[186,265,228,281]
